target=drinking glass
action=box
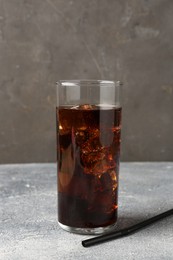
[56,80,122,234]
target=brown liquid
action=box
[56,105,122,228]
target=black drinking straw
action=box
[82,208,173,247]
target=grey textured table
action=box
[0,163,173,260]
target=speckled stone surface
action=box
[0,163,173,260]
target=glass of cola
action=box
[56,80,122,234]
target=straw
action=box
[82,208,173,247]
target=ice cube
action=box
[81,152,99,174]
[92,150,116,174]
[81,135,105,174]
[81,133,101,154]
[93,159,108,174]
[109,170,117,181]
[108,170,117,191]
[89,128,100,139]
[79,104,96,110]
[70,105,80,109]
[75,129,89,146]
[71,104,98,110]
[99,171,117,196]
[58,118,71,135]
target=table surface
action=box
[0,162,173,260]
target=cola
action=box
[56,104,122,228]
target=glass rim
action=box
[56,79,123,87]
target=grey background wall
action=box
[0,0,173,163]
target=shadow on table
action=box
[116,214,148,230]
[116,206,173,230]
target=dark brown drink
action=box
[56,104,122,229]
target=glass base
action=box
[58,221,117,235]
